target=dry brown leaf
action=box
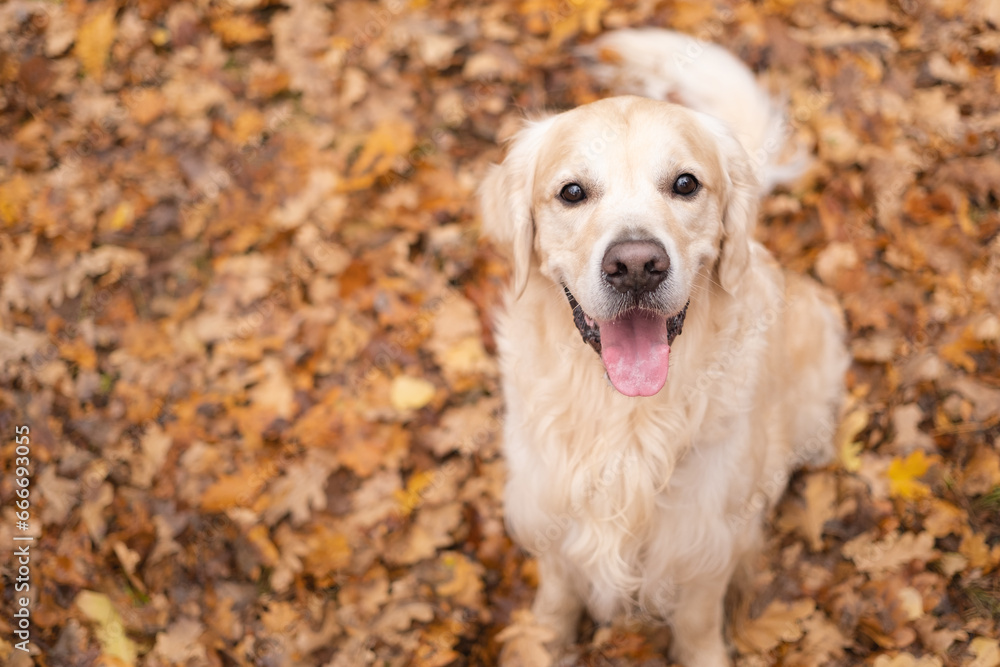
[340,120,417,191]
[843,531,938,574]
[924,499,967,538]
[959,527,1000,572]
[961,444,1000,496]
[200,464,271,512]
[784,612,851,666]
[374,601,435,635]
[384,503,462,566]
[75,5,117,79]
[890,403,935,454]
[212,15,270,45]
[735,599,815,653]
[151,618,207,664]
[913,616,968,654]
[434,552,485,608]
[260,450,336,525]
[778,472,838,552]
[496,610,556,667]
[302,525,352,583]
[831,0,895,24]
[36,467,80,525]
[872,654,943,667]
[260,600,301,634]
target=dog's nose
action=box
[602,240,670,295]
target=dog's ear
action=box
[479,117,555,299]
[700,114,762,295]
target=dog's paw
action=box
[496,610,562,667]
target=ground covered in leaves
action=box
[1,0,999,665]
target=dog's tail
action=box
[578,28,809,192]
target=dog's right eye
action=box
[559,183,586,203]
[672,174,699,196]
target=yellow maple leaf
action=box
[76,5,117,80]
[887,450,938,500]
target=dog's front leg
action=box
[531,553,584,647]
[669,577,731,667]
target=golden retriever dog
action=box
[480,29,849,665]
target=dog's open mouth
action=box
[564,286,689,397]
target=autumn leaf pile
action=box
[1,0,998,665]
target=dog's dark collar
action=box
[562,285,690,355]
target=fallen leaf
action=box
[496,610,555,667]
[200,465,271,512]
[872,654,943,667]
[959,527,1000,572]
[887,450,938,500]
[340,120,417,191]
[912,616,967,654]
[778,473,838,551]
[837,408,868,472]
[37,467,80,525]
[784,612,850,666]
[212,15,270,45]
[961,444,1000,496]
[302,526,352,583]
[891,403,936,453]
[374,601,435,634]
[260,450,335,525]
[924,499,966,538]
[75,5,117,80]
[151,618,207,664]
[735,598,815,653]
[969,637,1000,667]
[390,375,436,411]
[434,552,485,608]
[75,590,138,665]
[843,531,939,574]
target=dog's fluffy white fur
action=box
[480,29,849,665]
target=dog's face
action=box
[481,96,759,397]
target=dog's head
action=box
[480,96,759,397]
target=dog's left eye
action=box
[672,174,699,196]
[559,183,586,203]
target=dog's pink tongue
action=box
[599,311,670,397]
